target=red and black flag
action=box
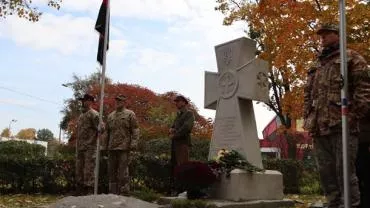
[95,0,110,65]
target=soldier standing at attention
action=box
[169,95,195,195]
[76,93,100,195]
[303,23,370,208]
[106,94,140,195]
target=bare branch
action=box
[229,0,241,9]
[23,0,31,9]
[314,0,322,12]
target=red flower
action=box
[174,161,217,188]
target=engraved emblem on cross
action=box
[223,47,233,66]
[218,71,238,99]
[257,71,268,89]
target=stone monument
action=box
[204,37,284,202]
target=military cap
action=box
[174,95,188,104]
[317,23,339,35]
[78,93,95,101]
[115,94,127,101]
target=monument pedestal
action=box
[210,169,284,202]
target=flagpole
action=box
[94,0,110,195]
[339,0,350,207]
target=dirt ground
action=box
[0,194,326,208]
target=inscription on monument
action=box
[211,117,243,156]
[215,117,241,141]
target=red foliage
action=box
[67,83,213,145]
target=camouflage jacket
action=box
[171,107,195,145]
[106,108,140,151]
[77,108,99,150]
[304,48,370,136]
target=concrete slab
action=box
[158,196,294,208]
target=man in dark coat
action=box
[168,95,195,195]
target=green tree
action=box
[1,128,10,138]
[36,128,54,141]
[0,0,61,22]
[16,128,36,140]
[60,72,112,135]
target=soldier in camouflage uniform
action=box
[106,94,140,195]
[76,93,99,195]
[304,24,370,208]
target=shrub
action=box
[142,138,171,156]
[299,171,322,195]
[53,144,75,160]
[0,157,75,194]
[0,141,45,160]
[129,138,210,193]
[142,138,210,161]
[130,153,171,193]
[189,139,210,161]
[263,159,303,194]
[0,139,321,196]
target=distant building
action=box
[0,137,49,155]
[259,116,312,160]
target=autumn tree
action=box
[0,0,61,21]
[16,128,36,140]
[61,73,213,146]
[60,72,112,132]
[215,0,370,158]
[88,84,213,141]
[36,128,54,141]
[1,128,10,138]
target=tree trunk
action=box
[286,133,297,160]
[280,115,297,160]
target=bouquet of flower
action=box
[210,149,264,177]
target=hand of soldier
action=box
[169,128,175,138]
[348,115,355,126]
[169,128,175,134]
[99,122,105,131]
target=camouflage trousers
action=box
[314,133,360,208]
[108,150,130,195]
[357,130,370,208]
[76,149,96,187]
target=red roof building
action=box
[259,116,313,160]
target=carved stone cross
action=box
[204,37,269,169]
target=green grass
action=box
[286,194,326,208]
[0,194,61,208]
[130,188,162,203]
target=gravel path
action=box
[46,194,160,208]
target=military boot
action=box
[109,183,118,195]
[85,186,94,195]
[74,183,84,196]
